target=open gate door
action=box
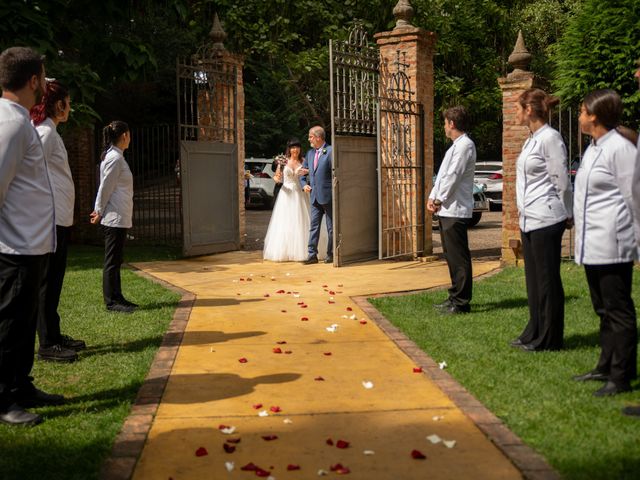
[177,40,240,256]
[330,23,380,266]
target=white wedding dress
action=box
[263,164,327,262]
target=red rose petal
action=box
[413,367,423,373]
[276,289,285,294]
[306,280,312,283]
[297,301,305,305]
[323,352,332,356]
[236,293,241,296]
[330,463,350,474]
[301,317,309,321]
[255,468,271,477]
[322,284,328,288]
[336,440,350,449]
[273,347,283,354]
[227,438,241,444]
[223,443,236,453]
[247,278,252,281]
[240,278,245,281]
[411,449,427,459]
[264,294,270,297]
[241,462,258,471]
[252,403,263,409]
[314,376,325,381]
[218,424,229,430]
[300,304,308,308]
[329,290,336,295]
[338,284,343,287]
[195,447,208,457]
[281,310,287,313]
[284,350,292,354]
[276,341,287,344]
[270,405,282,413]
[286,291,292,294]
[261,435,278,441]
[359,320,367,324]
[346,307,353,311]
[238,357,248,363]
[326,438,334,445]
[328,300,335,304]
[287,464,301,471]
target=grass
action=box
[370,262,640,480]
[0,245,181,480]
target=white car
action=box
[245,158,278,208]
[474,161,502,210]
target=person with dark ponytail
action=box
[30,79,86,362]
[512,88,572,352]
[90,121,136,313]
[573,89,638,396]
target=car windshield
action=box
[475,164,502,173]
[246,162,269,174]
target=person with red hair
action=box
[30,79,86,363]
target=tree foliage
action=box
[552,0,640,128]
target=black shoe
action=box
[106,303,135,314]
[593,381,631,397]
[119,298,139,308]
[303,256,318,265]
[324,256,333,264]
[0,403,42,426]
[517,343,538,352]
[38,344,78,363]
[13,387,65,408]
[60,334,86,351]
[622,405,640,417]
[573,370,609,382]
[441,304,470,315]
[510,338,524,348]
[434,299,452,310]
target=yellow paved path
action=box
[131,251,520,479]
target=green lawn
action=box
[370,262,640,480]
[0,245,181,480]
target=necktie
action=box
[314,149,320,170]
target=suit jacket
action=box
[303,144,333,205]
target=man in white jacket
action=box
[428,106,477,314]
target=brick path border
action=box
[99,267,195,480]
[100,263,560,480]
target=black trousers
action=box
[37,225,71,347]
[0,253,47,410]
[103,226,127,306]
[585,262,638,386]
[439,216,472,308]
[519,221,566,350]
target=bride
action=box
[263,138,325,262]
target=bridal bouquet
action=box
[274,154,287,167]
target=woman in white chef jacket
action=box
[573,89,638,397]
[512,88,571,352]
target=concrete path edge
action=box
[99,265,561,480]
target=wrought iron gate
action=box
[378,52,425,259]
[330,22,380,266]
[176,40,239,256]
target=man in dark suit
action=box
[302,126,333,264]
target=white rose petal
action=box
[258,410,269,417]
[443,440,456,449]
[363,450,375,455]
[432,415,444,421]
[220,426,236,435]
[283,418,293,424]
[317,469,328,476]
[349,314,357,320]
[362,381,374,389]
[439,361,448,370]
[225,461,235,472]
[426,434,442,444]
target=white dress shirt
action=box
[516,124,571,232]
[36,117,74,227]
[574,129,638,265]
[94,146,133,228]
[429,133,476,219]
[0,98,56,255]
[633,135,640,252]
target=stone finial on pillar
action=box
[393,0,414,29]
[209,12,227,52]
[507,31,532,78]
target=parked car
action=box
[431,177,490,228]
[474,161,502,210]
[245,158,278,208]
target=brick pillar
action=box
[63,126,97,243]
[375,3,436,257]
[497,31,543,265]
[196,14,246,247]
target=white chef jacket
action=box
[94,146,133,228]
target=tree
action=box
[552,0,640,128]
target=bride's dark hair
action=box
[285,137,303,162]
